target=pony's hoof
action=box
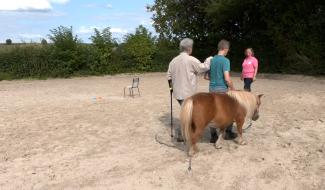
[239,140,247,145]
[215,144,222,149]
[189,149,196,156]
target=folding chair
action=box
[124,77,141,97]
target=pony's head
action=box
[252,94,263,121]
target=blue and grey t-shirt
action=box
[209,55,230,92]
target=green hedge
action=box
[0,43,177,80]
[0,38,323,81]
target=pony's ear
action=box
[258,94,264,99]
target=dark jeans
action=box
[244,78,253,92]
[210,124,234,139]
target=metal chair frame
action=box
[124,78,140,97]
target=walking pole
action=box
[170,89,174,138]
[168,79,174,139]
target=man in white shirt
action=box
[167,38,210,141]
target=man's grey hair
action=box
[179,38,194,52]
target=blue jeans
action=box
[209,87,228,93]
[244,78,253,91]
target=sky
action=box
[0,0,155,43]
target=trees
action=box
[48,26,79,51]
[41,39,48,45]
[1,4,324,80]
[90,27,117,70]
[47,26,81,75]
[124,25,157,71]
[90,27,116,58]
[148,0,325,74]
[0,25,161,79]
[259,0,325,74]
[148,0,210,42]
[5,39,12,45]
[90,27,116,51]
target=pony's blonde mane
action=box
[227,90,257,119]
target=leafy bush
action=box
[124,25,157,71]
[46,26,82,77]
[89,27,118,73]
[151,39,178,72]
[48,26,79,51]
[41,39,48,45]
[0,25,168,80]
[5,39,12,45]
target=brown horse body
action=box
[180,91,262,156]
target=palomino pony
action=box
[180,90,263,156]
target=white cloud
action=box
[17,33,46,42]
[49,0,69,4]
[77,26,100,34]
[77,26,128,35]
[0,0,70,12]
[140,19,154,27]
[83,3,113,9]
[19,33,43,38]
[93,12,151,25]
[111,28,128,34]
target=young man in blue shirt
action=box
[205,39,237,143]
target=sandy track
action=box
[0,73,324,190]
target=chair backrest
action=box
[132,78,139,88]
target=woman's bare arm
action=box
[254,61,258,81]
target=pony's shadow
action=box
[157,113,212,151]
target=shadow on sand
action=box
[156,113,213,151]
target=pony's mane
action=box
[227,90,257,118]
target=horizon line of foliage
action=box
[1,0,324,80]
[0,25,179,80]
[148,0,325,75]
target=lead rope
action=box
[243,120,253,131]
[185,140,192,172]
[188,156,192,171]
[155,134,177,148]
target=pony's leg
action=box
[215,129,225,149]
[189,145,197,157]
[189,125,205,156]
[236,120,247,145]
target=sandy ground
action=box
[0,73,324,190]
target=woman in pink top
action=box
[241,48,258,91]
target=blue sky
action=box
[0,0,155,43]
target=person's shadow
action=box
[157,113,212,151]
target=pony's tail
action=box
[180,97,193,149]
